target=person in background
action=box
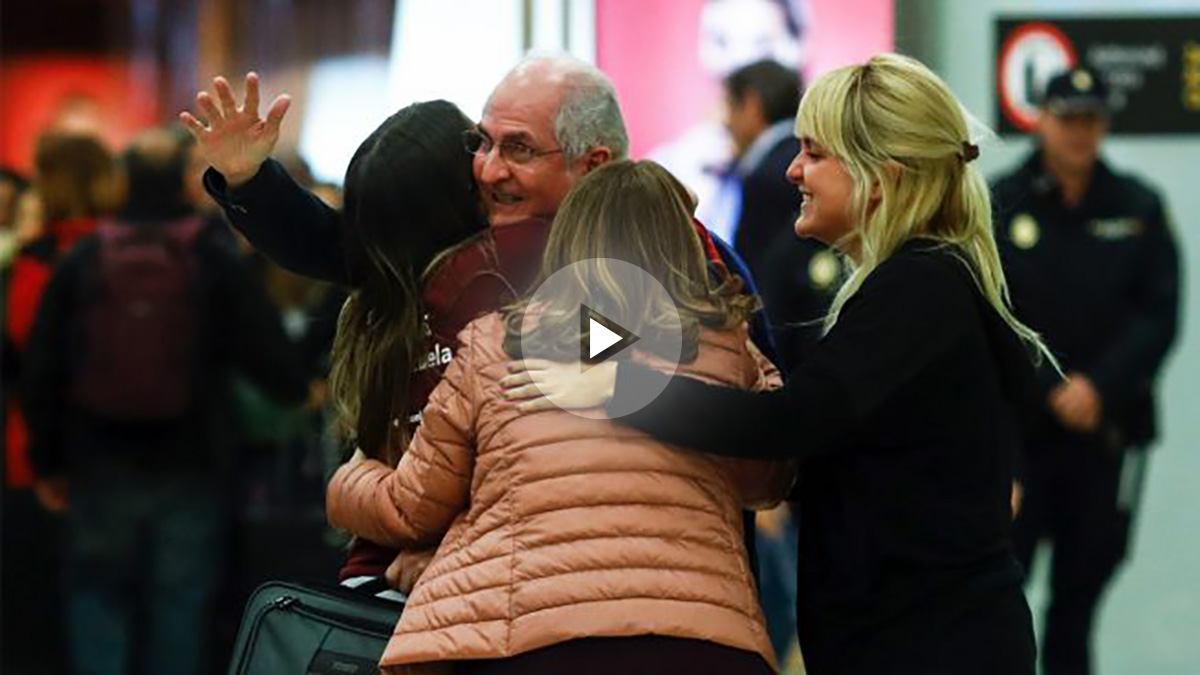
[328,159,790,674]
[0,164,61,675]
[5,134,117,496]
[22,127,310,675]
[1,167,31,477]
[722,58,811,666]
[993,67,1182,675]
[723,58,844,378]
[503,53,1048,675]
[0,169,30,266]
[724,59,803,273]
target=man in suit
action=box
[724,59,844,375]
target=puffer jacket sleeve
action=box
[713,339,796,510]
[326,324,481,548]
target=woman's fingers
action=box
[515,396,560,413]
[499,371,533,388]
[501,383,547,401]
[507,359,555,374]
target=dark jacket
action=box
[992,150,1181,448]
[733,130,801,277]
[4,218,99,487]
[23,218,309,479]
[730,130,843,372]
[609,240,1039,674]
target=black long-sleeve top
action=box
[204,160,352,284]
[612,239,1038,673]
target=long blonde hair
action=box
[799,53,1054,366]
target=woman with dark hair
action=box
[329,100,488,466]
[184,84,552,585]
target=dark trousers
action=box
[1013,436,1145,675]
[456,636,773,675]
[64,461,226,675]
[830,581,1035,675]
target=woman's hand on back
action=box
[179,72,290,188]
[500,359,617,412]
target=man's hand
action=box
[385,548,435,594]
[1049,373,1103,433]
[179,72,291,188]
[33,478,69,514]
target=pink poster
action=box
[597,0,895,158]
[597,0,893,237]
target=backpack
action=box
[69,216,205,421]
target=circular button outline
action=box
[518,258,684,419]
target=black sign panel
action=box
[995,16,1200,135]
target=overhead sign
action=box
[995,16,1200,135]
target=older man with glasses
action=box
[185,57,626,271]
[183,54,776,597]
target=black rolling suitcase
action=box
[228,580,405,675]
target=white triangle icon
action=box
[589,318,623,359]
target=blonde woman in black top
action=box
[502,53,1054,675]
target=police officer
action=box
[993,67,1182,675]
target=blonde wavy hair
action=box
[799,53,1055,366]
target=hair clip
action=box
[960,142,980,163]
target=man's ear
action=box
[582,147,613,173]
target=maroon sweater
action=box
[339,217,551,579]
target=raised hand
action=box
[179,72,291,188]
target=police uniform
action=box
[992,74,1181,673]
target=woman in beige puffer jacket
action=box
[327,160,793,674]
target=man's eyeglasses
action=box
[462,129,563,165]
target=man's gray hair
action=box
[509,55,630,163]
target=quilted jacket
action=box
[327,312,791,671]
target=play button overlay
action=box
[582,304,639,369]
[520,258,683,418]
